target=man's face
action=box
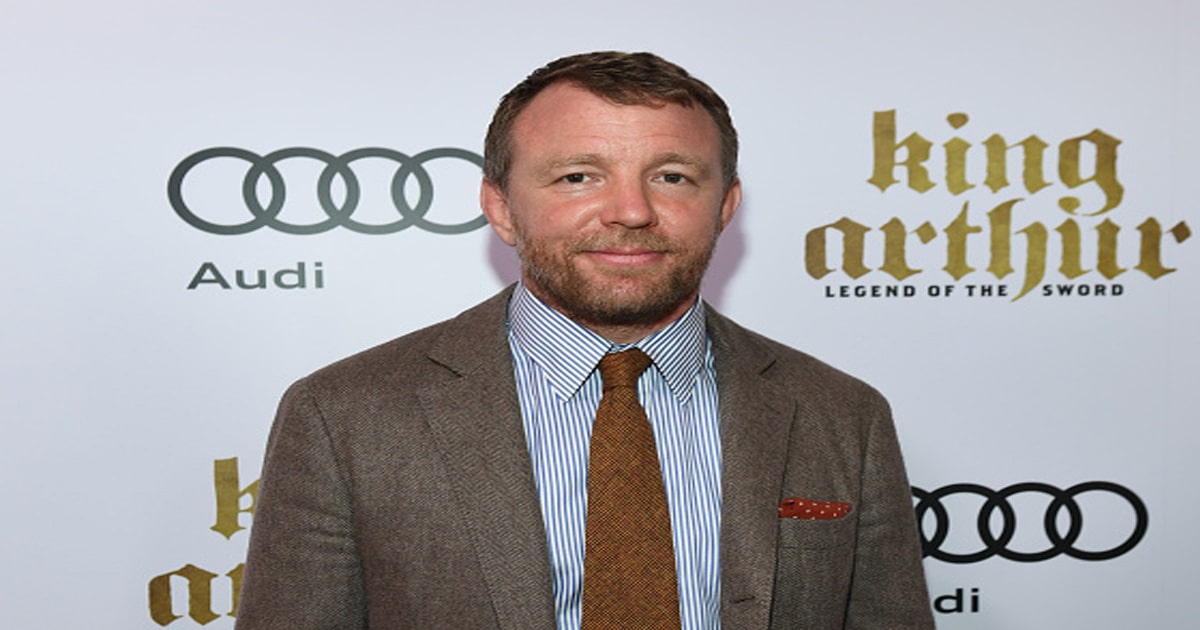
[481,82,740,337]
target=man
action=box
[236,51,933,629]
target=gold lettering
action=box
[1055,219,1089,279]
[983,199,1047,299]
[985,199,1021,279]
[1013,222,1048,300]
[1134,219,1193,278]
[943,203,983,280]
[944,113,974,195]
[1058,129,1124,216]
[148,564,220,626]
[868,110,935,193]
[805,217,871,279]
[982,134,1051,195]
[211,457,258,540]
[879,218,936,280]
[227,564,244,617]
[1097,219,1127,279]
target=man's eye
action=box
[661,173,686,184]
[562,173,588,184]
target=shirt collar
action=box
[507,282,709,403]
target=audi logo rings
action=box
[913,481,1148,563]
[167,147,488,235]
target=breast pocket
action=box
[770,517,857,629]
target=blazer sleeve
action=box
[844,395,933,630]
[235,379,368,630]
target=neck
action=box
[523,284,697,345]
[580,298,696,344]
[584,322,667,345]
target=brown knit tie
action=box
[581,348,681,629]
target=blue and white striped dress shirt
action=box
[507,283,722,630]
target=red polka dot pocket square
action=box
[778,497,853,520]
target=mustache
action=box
[569,231,677,254]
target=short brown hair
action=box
[484,51,738,191]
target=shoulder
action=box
[706,307,889,413]
[291,287,514,401]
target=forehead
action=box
[509,82,722,161]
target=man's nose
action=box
[599,178,657,229]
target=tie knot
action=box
[598,348,652,391]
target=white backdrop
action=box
[2,1,1195,627]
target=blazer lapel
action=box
[416,289,557,629]
[709,311,795,630]
[406,295,795,629]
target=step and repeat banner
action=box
[3,1,1195,627]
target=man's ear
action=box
[480,178,518,246]
[718,177,742,232]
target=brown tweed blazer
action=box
[236,287,933,629]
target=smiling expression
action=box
[481,82,741,342]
